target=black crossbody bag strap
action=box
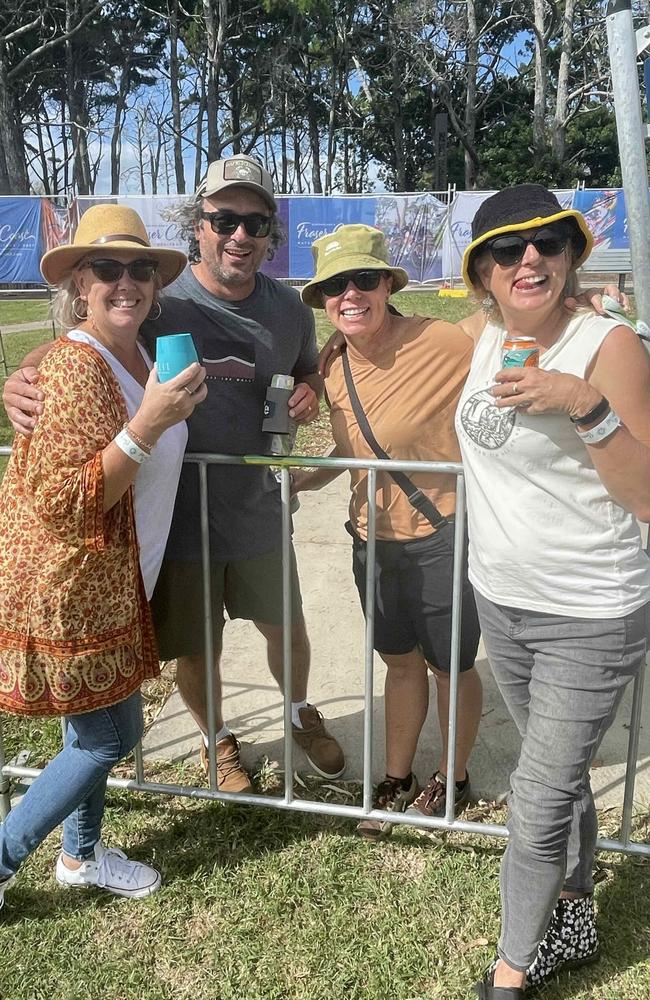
[342,349,448,530]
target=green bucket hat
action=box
[301,224,409,308]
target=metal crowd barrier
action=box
[0,448,648,858]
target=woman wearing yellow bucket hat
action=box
[456,184,650,998]
[0,204,207,909]
[297,223,483,837]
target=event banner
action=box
[75,194,448,283]
[0,197,43,283]
[572,189,628,249]
[21,188,641,287]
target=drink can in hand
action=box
[501,336,539,368]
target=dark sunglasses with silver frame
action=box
[79,258,159,283]
[317,269,390,298]
[199,210,272,238]
[485,226,570,269]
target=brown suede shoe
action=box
[200,734,253,793]
[292,705,345,778]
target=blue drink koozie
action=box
[156,334,199,382]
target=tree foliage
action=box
[0,0,642,194]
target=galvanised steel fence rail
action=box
[0,448,647,857]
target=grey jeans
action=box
[474,591,647,972]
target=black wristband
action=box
[570,396,610,426]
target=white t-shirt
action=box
[67,330,187,599]
[455,312,650,617]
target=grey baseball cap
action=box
[197,154,277,211]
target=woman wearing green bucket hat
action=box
[297,223,484,837]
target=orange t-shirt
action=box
[325,314,473,541]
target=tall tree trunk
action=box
[553,0,575,164]
[293,120,303,193]
[387,13,406,190]
[110,63,132,194]
[0,45,28,193]
[280,92,288,192]
[464,0,478,189]
[202,0,227,162]
[168,0,185,193]
[533,0,547,153]
[306,91,323,193]
[324,62,338,194]
[193,56,208,190]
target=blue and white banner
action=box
[0,197,43,283]
[3,189,642,285]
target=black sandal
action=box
[473,967,525,999]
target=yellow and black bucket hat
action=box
[462,184,593,289]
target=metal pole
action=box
[199,462,218,790]
[281,467,294,805]
[0,719,11,820]
[444,477,466,824]
[605,0,650,324]
[362,469,378,815]
[620,660,646,843]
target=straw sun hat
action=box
[40,204,187,287]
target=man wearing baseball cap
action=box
[3,154,346,791]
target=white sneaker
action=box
[0,875,16,910]
[55,842,161,899]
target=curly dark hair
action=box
[163,194,285,263]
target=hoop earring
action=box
[481,292,495,314]
[72,296,87,321]
[148,301,162,321]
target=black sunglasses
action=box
[318,269,388,298]
[486,228,569,268]
[200,210,272,238]
[80,258,158,283]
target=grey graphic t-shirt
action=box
[140,267,318,561]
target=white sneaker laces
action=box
[95,847,139,889]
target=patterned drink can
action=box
[501,336,539,368]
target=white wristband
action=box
[114,428,150,464]
[575,408,621,444]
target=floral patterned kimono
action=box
[0,338,159,716]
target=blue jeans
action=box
[0,689,143,879]
[474,592,647,972]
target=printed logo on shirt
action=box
[459,388,516,450]
[203,355,255,381]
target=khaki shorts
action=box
[150,546,303,660]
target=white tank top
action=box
[455,312,650,617]
[68,330,187,599]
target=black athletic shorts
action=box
[349,520,480,671]
[150,545,303,661]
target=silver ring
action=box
[183,386,194,396]
[511,383,520,395]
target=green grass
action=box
[0,299,50,326]
[0,774,647,1000]
[0,294,649,997]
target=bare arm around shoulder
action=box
[291,445,344,494]
[2,341,53,434]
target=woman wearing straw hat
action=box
[457,184,650,997]
[293,223,483,838]
[0,204,206,908]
